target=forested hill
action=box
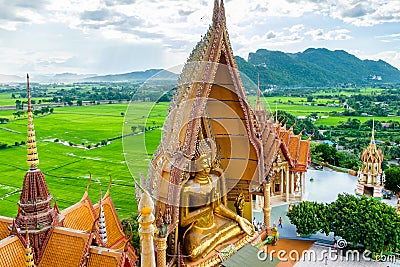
[235,48,400,87]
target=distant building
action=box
[355,120,384,199]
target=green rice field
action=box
[0,91,399,219]
[0,102,167,219]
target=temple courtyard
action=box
[252,168,399,267]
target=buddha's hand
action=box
[237,216,255,236]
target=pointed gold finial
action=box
[25,228,35,267]
[105,175,112,198]
[275,102,278,123]
[212,0,219,28]
[370,118,375,145]
[219,0,226,23]
[26,74,39,169]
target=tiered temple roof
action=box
[0,75,137,267]
[149,0,264,231]
[147,1,311,266]
[255,88,311,174]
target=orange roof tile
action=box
[297,140,310,167]
[0,216,12,240]
[288,135,300,161]
[0,236,26,267]
[61,192,96,233]
[40,227,90,267]
[94,194,126,250]
[279,129,290,146]
[87,246,122,267]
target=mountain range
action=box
[1,48,399,86]
[236,48,400,87]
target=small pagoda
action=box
[355,120,384,198]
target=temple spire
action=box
[98,185,108,246]
[212,0,219,28]
[219,0,226,24]
[26,74,39,169]
[370,118,375,145]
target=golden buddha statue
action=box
[179,140,254,261]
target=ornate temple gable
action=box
[149,0,263,236]
[93,187,130,251]
[297,139,311,170]
[61,190,97,233]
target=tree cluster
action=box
[287,193,400,252]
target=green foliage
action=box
[0,118,9,124]
[121,211,140,250]
[287,201,328,236]
[384,167,400,194]
[312,143,339,165]
[288,193,400,252]
[337,151,361,171]
[327,193,400,252]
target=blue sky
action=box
[0,0,399,76]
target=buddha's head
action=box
[197,153,212,174]
[194,139,215,175]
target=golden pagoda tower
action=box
[143,0,311,265]
[11,74,64,265]
[355,119,384,198]
[26,74,39,167]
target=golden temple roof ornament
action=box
[25,229,35,267]
[26,74,39,169]
[370,118,375,145]
[212,0,219,28]
[98,185,108,246]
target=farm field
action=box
[0,102,166,219]
[1,89,399,219]
[248,95,344,116]
[315,115,400,126]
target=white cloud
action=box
[305,28,352,41]
[0,0,399,75]
[288,24,305,33]
[355,50,400,70]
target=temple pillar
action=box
[291,171,295,199]
[280,168,284,198]
[263,183,271,227]
[285,167,289,202]
[154,237,167,267]
[138,192,156,267]
[301,172,305,201]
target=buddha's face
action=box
[198,154,211,174]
